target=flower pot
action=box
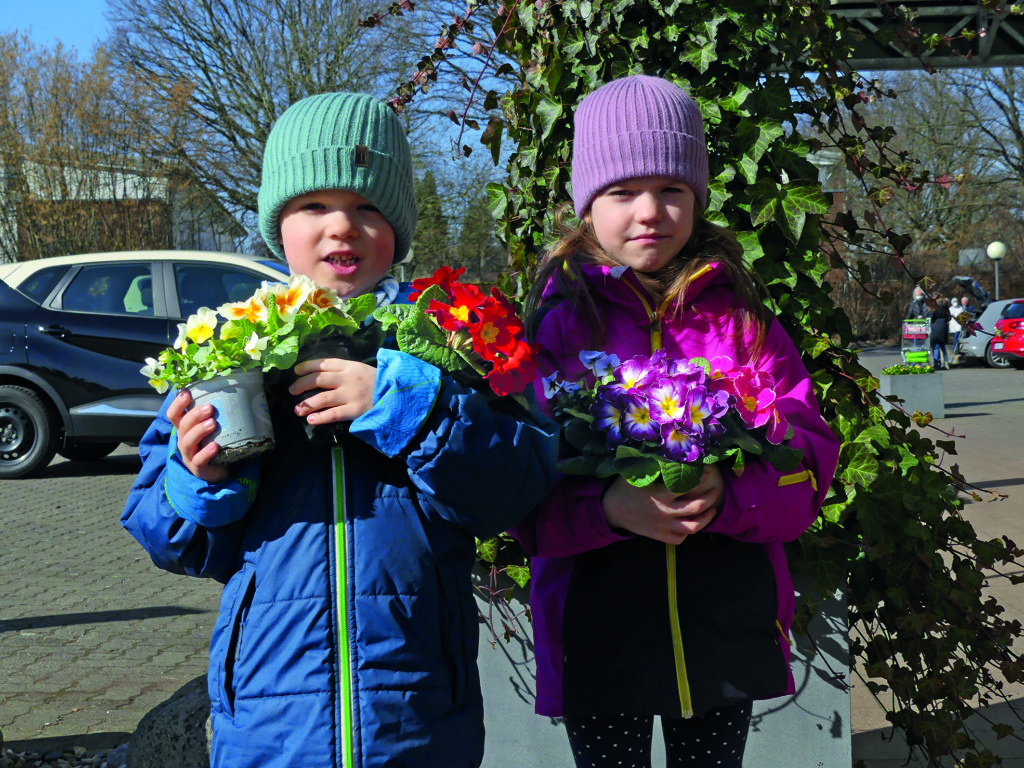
[187,369,275,465]
[273,335,361,445]
[879,372,944,418]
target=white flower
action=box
[140,357,170,394]
[243,331,269,360]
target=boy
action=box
[122,92,558,768]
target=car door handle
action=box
[39,325,69,339]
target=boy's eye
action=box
[358,203,382,213]
[301,201,326,211]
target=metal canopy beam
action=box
[831,1,1024,70]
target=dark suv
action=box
[0,251,289,478]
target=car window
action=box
[174,263,276,317]
[60,263,155,316]
[16,265,67,304]
[1000,302,1024,320]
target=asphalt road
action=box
[1,348,1022,764]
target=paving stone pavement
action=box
[0,447,221,752]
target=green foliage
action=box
[881,364,936,375]
[468,0,1024,763]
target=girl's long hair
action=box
[525,203,773,358]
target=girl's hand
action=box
[168,390,229,484]
[602,464,724,545]
[290,358,376,425]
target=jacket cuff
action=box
[163,433,260,527]
[350,348,441,457]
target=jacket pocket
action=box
[212,564,256,719]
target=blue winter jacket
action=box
[122,348,558,768]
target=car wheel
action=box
[985,342,1013,369]
[58,441,119,462]
[0,385,57,478]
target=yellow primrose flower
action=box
[181,307,218,346]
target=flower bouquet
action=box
[142,274,378,393]
[141,274,380,460]
[544,349,804,494]
[374,266,540,406]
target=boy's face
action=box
[279,189,395,299]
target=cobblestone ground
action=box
[0,447,221,747]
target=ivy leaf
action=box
[505,564,531,589]
[535,95,564,140]
[682,40,717,73]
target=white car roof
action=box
[0,250,289,286]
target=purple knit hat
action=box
[570,75,708,218]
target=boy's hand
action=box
[602,464,724,545]
[168,390,229,484]
[290,358,376,425]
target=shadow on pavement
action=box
[6,731,132,755]
[38,455,142,479]
[0,605,211,633]
[853,696,1024,767]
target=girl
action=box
[514,75,841,768]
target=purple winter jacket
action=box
[512,261,840,719]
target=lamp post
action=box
[987,241,1006,301]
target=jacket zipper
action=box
[332,446,357,766]
[620,276,694,718]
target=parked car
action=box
[990,300,1024,362]
[0,250,289,478]
[957,298,1024,369]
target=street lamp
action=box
[987,241,1007,301]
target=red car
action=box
[991,299,1024,361]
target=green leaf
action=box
[476,537,499,563]
[682,40,717,73]
[658,459,703,494]
[505,564,531,589]
[535,95,564,141]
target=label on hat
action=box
[354,145,370,167]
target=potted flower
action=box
[141,274,378,463]
[878,363,944,419]
[374,266,540,405]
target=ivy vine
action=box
[392,0,1024,765]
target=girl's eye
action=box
[301,201,326,211]
[358,204,382,213]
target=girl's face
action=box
[279,188,395,299]
[588,176,696,274]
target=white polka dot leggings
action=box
[563,701,753,768]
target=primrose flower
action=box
[590,396,626,447]
[219,294,269,324]
[486,339,540,398]
[266,278,312,319]
[684,386,730,435]
[662,422,704,463]
[622,398,660,443]
[614,355,661,394]
[648,378,690,424]
[546,349,801,496]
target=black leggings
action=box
[563,701,753,768]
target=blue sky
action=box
[2,0,110,54]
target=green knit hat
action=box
[258,92,418,262]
